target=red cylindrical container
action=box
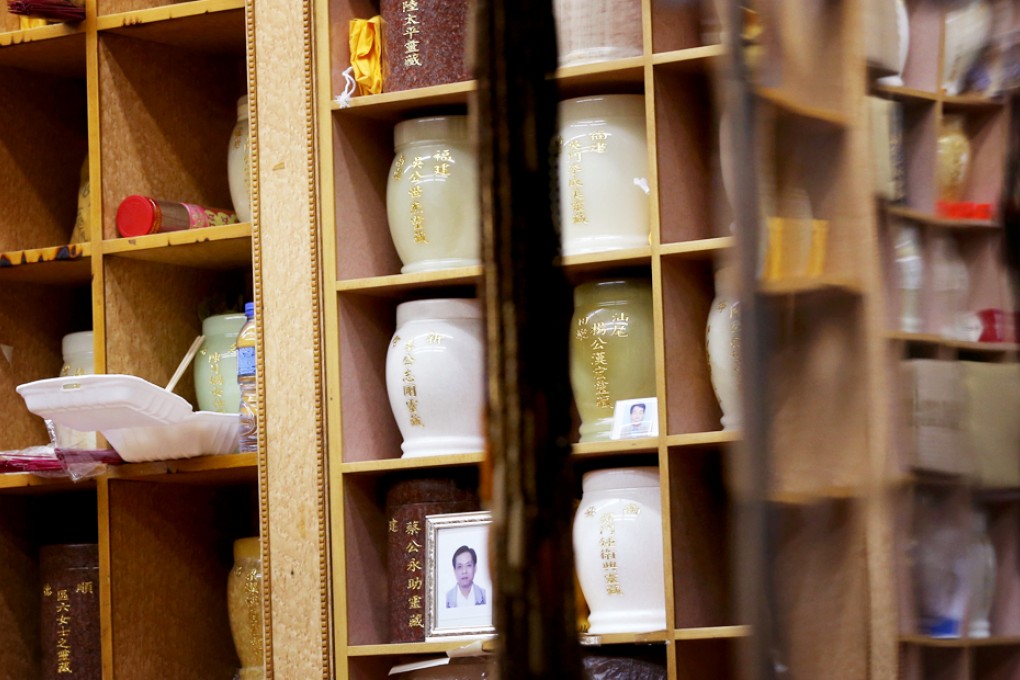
[115,195,238,238]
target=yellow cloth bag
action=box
[349,16,383,96]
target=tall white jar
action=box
[384,299,485,458]
[386,116,480,273]
[58,331,97,450]
[559,95,649,255]
[573,467,666,634]
[227,95,251,224]
[706,265,742,430]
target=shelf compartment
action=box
[97,1,244,54]
[767,295,869,496]
[103,223,252,268]
[0,243,91,284]
[650,0,708,55]
[336,267,482,296]
[98,31,246,240]
[900,645,969,680]
[340,468,481,647]
[0,26,85,77]
[0,66,87,252]
[942,94,1006,111]
[653,68,719,243]
[0,488,98,677]
[900,0,942,93]
[102,257,251,411]
[675,637,737,680]
[0,473,96,493]
[335,289,481,464]
[108,478,257,677]
[771,501,869,679]
[669,447,733,629]
[332,80,476,122]
[662,259,722,435]
[0,281,92,451]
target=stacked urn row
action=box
[376,102,739,638]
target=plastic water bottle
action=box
[236,302,258,453]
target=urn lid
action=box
[394,115,470,148]
[202,312,247,336]
[233,536,261,561]
[573,278,651,307]
[582,466,659,492]
[396,298,481,327]
[558,94,645,121]
[62,331,94,359]
[236,94,249,121]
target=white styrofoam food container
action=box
[16,375,239,462]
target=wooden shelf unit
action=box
[870,2,1020,680]
[313,0,884,676]
[0,0,259,674]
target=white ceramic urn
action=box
[386,116,480,273]
[57,331,97,450]
[227,95,251,224]
[558,95,649,255]
[573,467,666,634]
[706,265,742,430]
[384,298,485,458]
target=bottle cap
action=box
[116,195,161,237]
[245,301,255,318]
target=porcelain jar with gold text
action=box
[384,299,485,457]
[573,467,666,634]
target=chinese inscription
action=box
[402,0,423,67]
[402,339,424,427]
[575,312,630,409]
[599,511,622,596]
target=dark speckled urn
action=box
[381,0,471,92]
[40,544,100,680]
[386,476,479,642]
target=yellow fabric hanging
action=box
[349,16,383,96]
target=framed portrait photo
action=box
[609,397,658,440]
[424,510,495,642]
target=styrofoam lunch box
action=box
[16,374,239,462]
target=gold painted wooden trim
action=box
[108,452,257,478]
[554,55,647,80]
[659,237,734,258]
